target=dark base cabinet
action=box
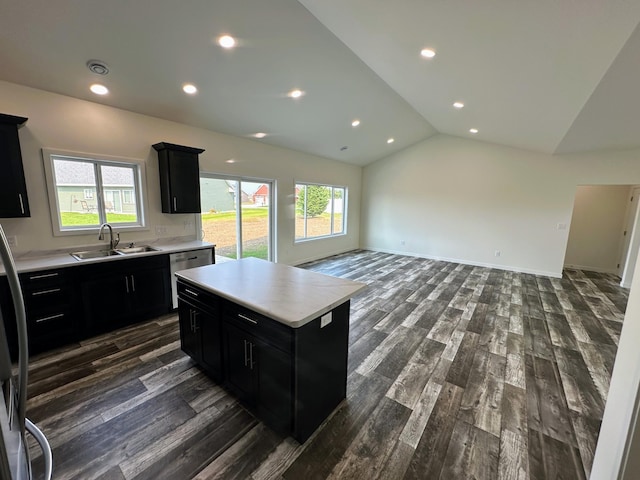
[78,255,171,335]
[1,254,173,359]
[177,279,350,443]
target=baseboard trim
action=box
[361,246,562,278]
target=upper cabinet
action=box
[0,113,30,218]
[153,142,205,214]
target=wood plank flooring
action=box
[25,250,627,479]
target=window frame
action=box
[295,181,347,242]
[42,148,149,236]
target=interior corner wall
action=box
[0,80,361,266]
[564,185,631,273]
[361,134,640,277]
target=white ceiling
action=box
[1,0,639,165]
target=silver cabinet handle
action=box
[249,342,254,370]
[29,272,59,280]
[243,340,248,366]
[173,197,177,211]
[31,288,61,296]
[125,276,130,293]
[130,275,136,292]
[238,313,257,325]
[35,313,64,324]
[185,289,199,297]
[18,193,24,215]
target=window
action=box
[295,183,346,241]
[42,149,147,235]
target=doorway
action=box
[198,175,274,262]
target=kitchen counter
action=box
[176,257,366,328]
[0,239,214,275]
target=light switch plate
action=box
[321,312,332,328]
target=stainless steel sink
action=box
[70,249,124,260]
[115,245,159,254]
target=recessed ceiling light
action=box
[288,89,304,99]
[90,84,109,95]
[226,159,236,164]
[351,120,360,127]
[218,35,236,49]
[182,84,198,94]
[254,132,267,138]
[469,128,479,134]
[420,48,436,58]
[387,138,395,144]
[453,102,464,109]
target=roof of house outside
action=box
[53,158,135,187]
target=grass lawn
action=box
[60,212,138,226]
[201,207,269,221]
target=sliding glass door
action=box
[199,175,274,261]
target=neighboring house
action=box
[200,178,235,213]
[53,160,136,214]
[253,184,269,206]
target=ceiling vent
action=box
[87,60,109,75]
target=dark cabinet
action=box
[20,268,78,353]
[80,255,170,334]
[1,268,79,358]
[153,142,205,214]
[224,322,292,431]
[0,113,30,218]
[176,278,349,442]
[178,286,223,382]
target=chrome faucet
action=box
[98,223,120,250]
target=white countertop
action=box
[176,257,367,328]
[0,240,214,275]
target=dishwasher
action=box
[169,249,213,309]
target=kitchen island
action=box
[175,257,366,442]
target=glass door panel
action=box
[200,176,273,261]
[200,178,239,260]
[241,181,270,259]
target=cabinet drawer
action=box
[223,303,292,354]
[24,285,72,312]
[21,269,68,289]
[28,308,74,336]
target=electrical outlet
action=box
[155,225,167,235]
[6,235,17,247]
[400,240,406,246]
[494,250,501,257]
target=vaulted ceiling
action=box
[1,0,639,166]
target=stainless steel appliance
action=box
[0,225,52,480]
[169,249,213,309]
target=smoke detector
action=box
[87,60,109,76]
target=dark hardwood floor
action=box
[25,250,627,479]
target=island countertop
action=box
[175,257,367,328]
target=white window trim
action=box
[294,181,347,242]
[41,148,150,236]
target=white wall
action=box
[0,80,361,265]
[564,185,631,273]
[362,134,640,277]
[363,134,640,477]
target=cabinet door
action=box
[178,300,201,363]
[199,308,223,381]
[0,122,30,218]
[224,322,256,404]
[168,150,201,213]
[81,274,131,334]
[130,266,170,318]
[255,338,292,432]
